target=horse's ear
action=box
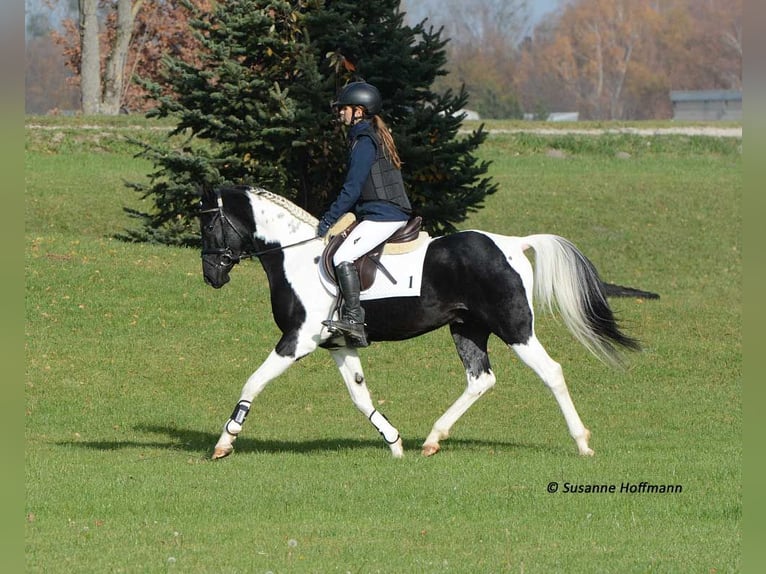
[198,186,222,210]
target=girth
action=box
[321,216,423,290]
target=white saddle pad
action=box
[318,238,431,300]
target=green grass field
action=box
[25,119,741,572]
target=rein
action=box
[200,198,317,264]
[239,236,318,260]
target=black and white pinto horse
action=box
[199,185,639,459]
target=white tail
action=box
[523,234,639,366]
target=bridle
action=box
[199,193,317,266]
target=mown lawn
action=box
[25,119,741,573]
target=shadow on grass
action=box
[57,424,560,457]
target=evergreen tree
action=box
[124,0,497,245]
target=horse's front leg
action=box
[329,347,404,458]
[212,349,297,459]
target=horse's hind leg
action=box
[422,323,496,456]
[511,336,594,456]
[330,347,404,458]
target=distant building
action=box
[670,90,742,121]
[457,109,481,120]
[546,112,579,122]
[439,108,480,120]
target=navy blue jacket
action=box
[318,120,409,236]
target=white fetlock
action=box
[576,429,594,456]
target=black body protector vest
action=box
[355,125,412,213]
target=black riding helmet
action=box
[332,81,382,116]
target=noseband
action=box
[200,193,317,266]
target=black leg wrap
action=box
[225,400,251,435]
[230,400,251,425]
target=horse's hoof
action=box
[212,445,233,460]
[390,437,404,458]
[579,447,595,456]
[421,443,440,457]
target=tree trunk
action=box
[78,0,101,114]
[102,0,143,115]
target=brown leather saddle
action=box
[321,216,423,290]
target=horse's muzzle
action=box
[202,259,231,289]
[204,273,230,289]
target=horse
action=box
[199,185,640,460]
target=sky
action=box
[517,0,566,23]
[401,0,566,30]
[528,0,566,22]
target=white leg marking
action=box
[512,337,594,456]
[422,370,496,456]
[330,347,403,457]
[212,351,297,459]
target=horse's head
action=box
[199,186,256,289]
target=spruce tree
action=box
[124,0,497,246]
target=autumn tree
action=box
[516,24,570,119]
[120,0,213,111]
[659,0,742,91]
[69,0,142,114]
[54,0,211,113]
[25,35,80,114]
[408,0,530,119]
[535,0,659,120]
[516,0,742,120]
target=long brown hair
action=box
[372,115,402,169]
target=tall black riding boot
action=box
[322,261,369,347]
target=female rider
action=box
[317,82,413,347]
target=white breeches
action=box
[333,219,407,266]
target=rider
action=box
[317,81,413,347]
